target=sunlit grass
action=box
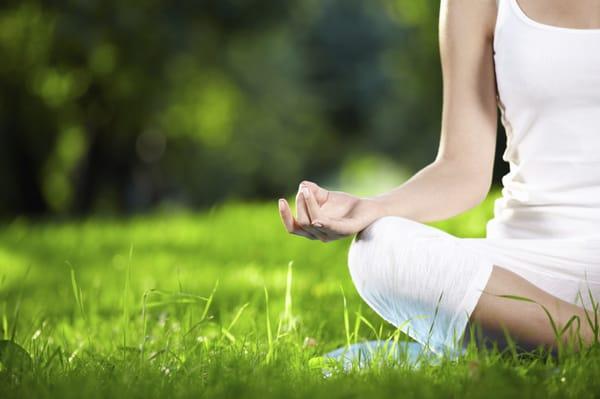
[1,189,600,398]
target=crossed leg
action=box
[467,265,596,351]
[347,215,599,354]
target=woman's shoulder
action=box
[442,0,499,42]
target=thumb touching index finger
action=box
[301,186,322,222]
[301,181,329,205]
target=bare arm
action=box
[278,0,501,241]
[368,0,499,223]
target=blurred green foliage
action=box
[0,0,507,218]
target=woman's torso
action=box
[486,0,600,239]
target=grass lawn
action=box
[1,189,599,398]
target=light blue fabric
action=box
[317,340,455,375]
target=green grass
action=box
[1,190,599,398]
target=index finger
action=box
[300,186,322,224]
[278,198,317,240]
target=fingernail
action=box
[302,187,310,197]
[312,221,323,228]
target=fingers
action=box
[299,187,342,242]
[295,191,330,241]
[277,180,341,243]
[300,180,329,205]
[278,199,317,240]
[300,184,335,237]
[295,189,311,227]
[301,185,321,223]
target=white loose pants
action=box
[347,216,600,354]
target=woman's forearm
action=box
[365,159,490,223]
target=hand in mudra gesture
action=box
[277,181,381,242]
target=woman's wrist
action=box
[358,196,389,222]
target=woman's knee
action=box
[347,216,437,294]
[346,217,491,352]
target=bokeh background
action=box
[0,0,507,219]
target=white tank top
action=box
[486,0,600,239]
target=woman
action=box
[278,0,600,356]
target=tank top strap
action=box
[495,0,511,21]
[493,0,513,52]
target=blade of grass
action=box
[341,285,351,348]
[264,286,273,364]
[122,244,133,355]
[68,264,86,322]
